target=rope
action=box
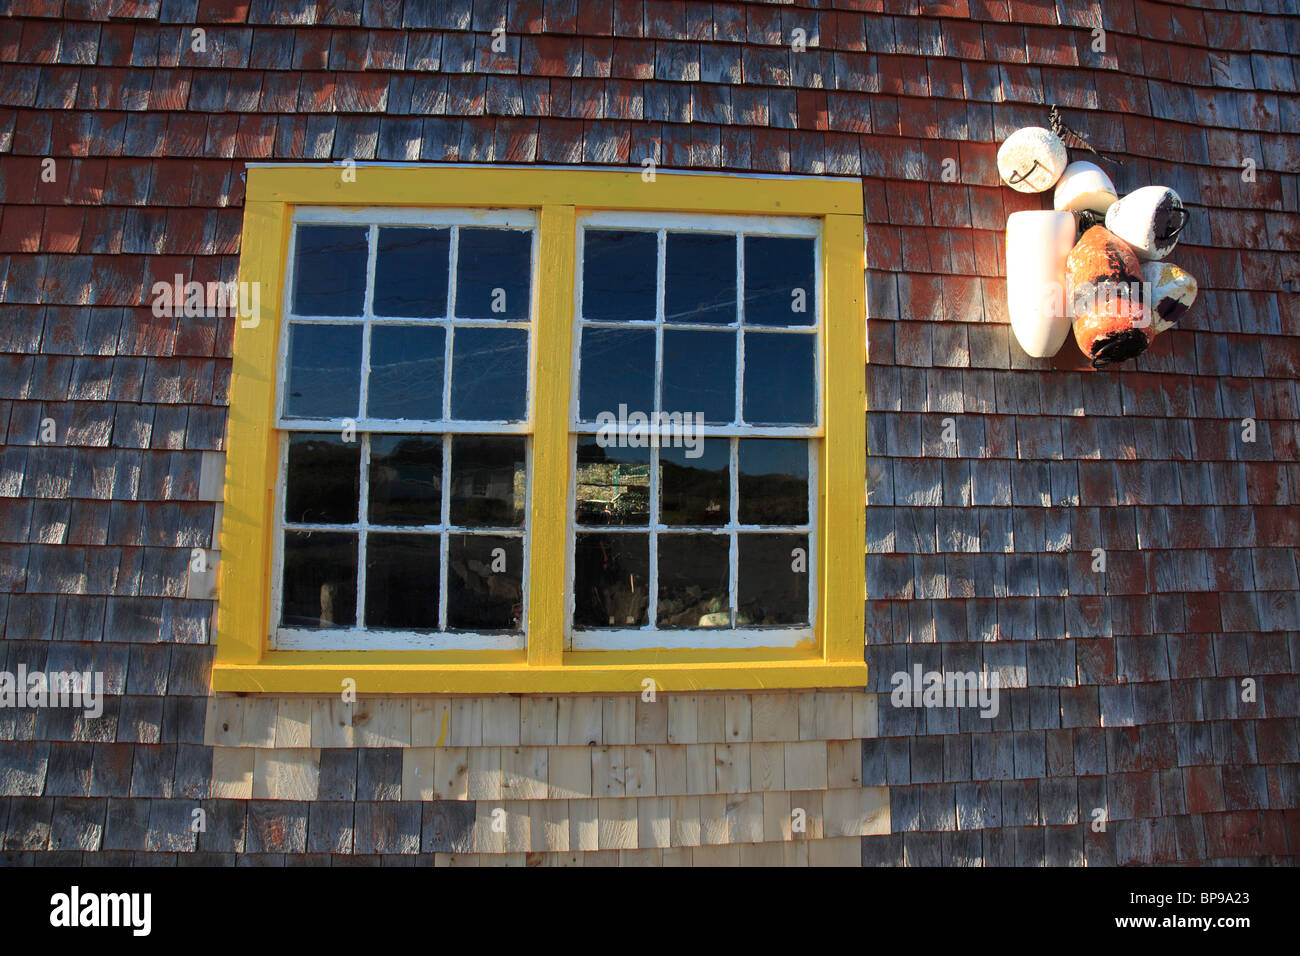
[1049,104,1122,173]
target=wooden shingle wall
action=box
[197,690,885,864]
[0,0,1298,865]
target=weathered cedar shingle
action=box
[0,2,1296,867]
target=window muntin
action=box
[273,209,536,651]
[569,212,821,650]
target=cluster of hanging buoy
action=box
[996,116,1198,368]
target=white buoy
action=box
[1005,210,1076,358]
[997,127,1069,193]
[1140,260,1197,333]
[1105,185,1187,260]
[1053,160,1118,215]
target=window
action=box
[217,165,867,693]
[571,214,820,649]
[274,212,533,650]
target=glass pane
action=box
[738,439,810,526]
[573,532,649,628]
[292,225,368,317]
[368,434,442,526]
[447,534,523,631]
[577,327,654,422]
[657,533,730,629]
[742,331,816,425]
[661,329,736,424]
[665,232,736,325]
[450,327,528,421]
[283,322,362,419]
[281,531,357,627]
[373,227,450,318]
[583,229,657,322]
[455,227,531,320]
[285,433,359,525]
[575,438,650,526]
[368,325,445,420]
[660,439,729,526]
[449,436,526,527]
[744,236,815,326]
[365,532,439,630]
[738,533,810,626]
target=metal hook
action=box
[1007,159,1043,186]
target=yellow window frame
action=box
[214,164,867,694]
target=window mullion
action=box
[526,203,578,667]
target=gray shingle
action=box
[102,797,150,851]
[160,696,208,746]
[173,744,211,798]
[245,800,308,853]
[420,800,474,853]
[117,695,164,744]
[146,798,197,852]
[0,742,49,796]
[43,742,94,797]
[860,832,903,866]
[126,644,171,695]
[317,749,358,801]
[356,748,401,801]
[953,780,999,831]
[49,797,105,851]
[197,799,246,853]
[4,796,52,851]
[307,801,354,854]
[354,801,420,854]
[129,743,176,796]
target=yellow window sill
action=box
[211,650,869,695]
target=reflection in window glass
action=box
[743,236,816,326]
[661,329,735,423]
[665,232,736,325]
[373,227,450,318]
[455,228,531,320]
[447,534,523,631]
[660,440,729,527]
[368,435,441,526]
[365,533,439,629]
[742,331,816,425]
[575,439,650,526]
[284,323,362,419]
[578,327,655,422]
[657,534,730,628]
[285,434,359,525]
[738,439,809,526]
[292,225,368,317]
[368,325,445,420]
[583,230,657,322]
[738,533,810,626]
[449,436,526,527]
[451,326,528,421]
[281,531,357,627]
[573,532,649,628]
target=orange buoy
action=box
[1067,226,1148,368]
